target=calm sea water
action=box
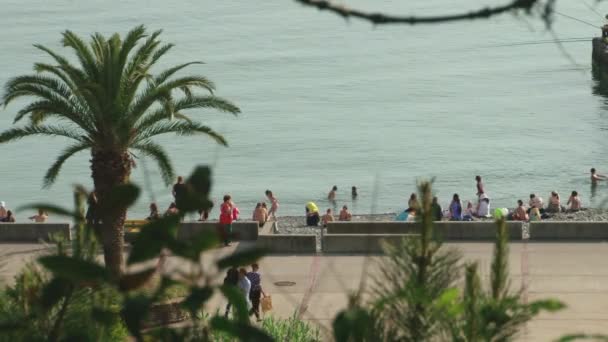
[1,0,608,220]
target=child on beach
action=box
[567,191,582,211]
[322,208,334,227]
[463,202,475,221]
[265,190,279,220]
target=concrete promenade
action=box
[2,241,608,341]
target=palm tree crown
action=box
[1,25,240,187]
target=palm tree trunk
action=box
[91,149,132,279]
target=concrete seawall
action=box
[177,221,259,241]
[326,221,523,240]
[322,234,418,253]
[0,223,71,242]
[529,221,608,240]
[256,234,317,254]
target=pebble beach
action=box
[273,208,608,234]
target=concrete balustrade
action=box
[177,221,259,241]
[322,234,418,253]
[256,234,317,254]
[326,221,523,240]
[0,223,71,242]
[529,221,608,240]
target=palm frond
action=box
[153,62,205,87]
[43,141,91,188]
[134,121,227,146]
[131,141,174,185]
[61,30,99,81]
[0,125,87,144]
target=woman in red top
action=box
[219,195,234,246]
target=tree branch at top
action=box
[294,0,549,25]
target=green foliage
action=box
[368,180,462,341]
[260,314,321,342]
[0,165,271,342]
[333,180,565,342]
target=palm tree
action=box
[0,25,240,278]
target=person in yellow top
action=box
[305,202,320,226]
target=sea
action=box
[2,0,608,220]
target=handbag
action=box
[261,295,273,313]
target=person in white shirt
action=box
[529,194,544,213]
[476,197,491,217]
[238,268,252,311]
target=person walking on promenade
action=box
[247,263,266,322]
[265,190,279,221]
[219,195,234,246]
[172,176,187,209]
[450,194,463,221]
[238,268,252,314]
[223,267,239,317]
[29,209,48,223]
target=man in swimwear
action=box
[591,168,606,184]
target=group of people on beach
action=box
[395,173,593,222]
[304,185,357,226]
[0,201,48,223]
